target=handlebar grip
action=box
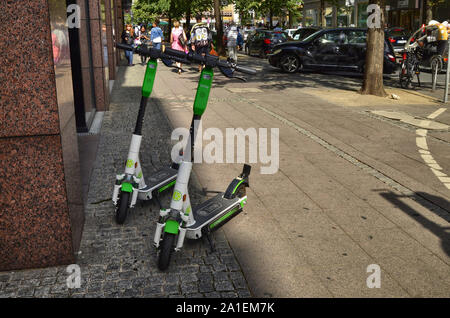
[163,47,188,59]
[116,43,134,51]
[234,65,257,75]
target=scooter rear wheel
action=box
[115,192,130,224]
[158,233,175,270]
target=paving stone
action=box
[215,280,234,292]
[0,64,250,299]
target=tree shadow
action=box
[378,190,450,258]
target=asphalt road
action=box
[150,53,450,297]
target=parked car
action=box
[385,27,411,55]
[291,26,321,41]
[268,28,398,74]
[285,28,299,39]
[245,29,289,58]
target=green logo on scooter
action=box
[126,159,134,168]
[173,190,182,201]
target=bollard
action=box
[432,61,438,91]
[445,39,450,103]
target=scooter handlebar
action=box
[116,43,134,51]
[116,43,257,75]
[163,47,257,75]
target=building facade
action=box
[302,0,450,31]
[0,0,125,271]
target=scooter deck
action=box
[187,193,241,231]
[138,167,177,193]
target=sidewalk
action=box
[0,59,251,298]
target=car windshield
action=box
[301,29,323,42]
[388,28,407,36]
[271,32,287,40]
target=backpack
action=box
[191,23,211,48]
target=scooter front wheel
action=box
[158,233,176,270]
[115,191,130,224]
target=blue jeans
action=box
[153,42,161,50]
[125,49,133,65]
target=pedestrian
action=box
[138,25,150,64]
[121,24,134,66]
[190,15,213,72]
[237,26,244,52]
[170,20,188,74]
[225,22,238,63]
[151,19,164,51]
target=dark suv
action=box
[268,28,398,74]
[245,29,288,58]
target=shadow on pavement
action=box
[379,191,450,258]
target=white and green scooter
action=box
[152,48,256,270]
[113,44,181,224]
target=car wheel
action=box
[280,54,301,73]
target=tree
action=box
[233,0,301,29]
[360,0,387,97]
[319,0,326,27]
[213,0,225,55]
[422,0,446,24]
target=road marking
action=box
[427,108,447,119]
[415,107,450,190]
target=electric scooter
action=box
[149,48,257,270]
[113,44,183,224]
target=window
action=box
[347,30,366,44]
[271,32,287,41]
[317,31,347,45]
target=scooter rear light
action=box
[388,54,396,62]
[389,37,396,43]
[445,57,448,63]
[402,53,407,60]
[264,39,271,44]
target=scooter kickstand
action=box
[202,227,216,253]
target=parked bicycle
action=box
[399,48,422,89]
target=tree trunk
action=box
[186,5,191,34]
[320,0,326,27]
[421,0,433,25]
[269,8,273,29]
[168,14,172,39]
[213,0,225,56]
[361,0,387,97]
[288,10,292,28]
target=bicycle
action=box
[399,48,422,89]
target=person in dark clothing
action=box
[121,24,134,66]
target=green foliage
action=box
[130,0,213,25]
[234,0,303,25]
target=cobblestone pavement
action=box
[0,59,252,298]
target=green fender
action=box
[121,182,133,193]
[164,219,179,235]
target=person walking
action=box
[190,15,213,72]
[150,19,164,51]
[225,22,238,63]
[121,24,134,66]
[137,25,150,64]
[170,20,187,74]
